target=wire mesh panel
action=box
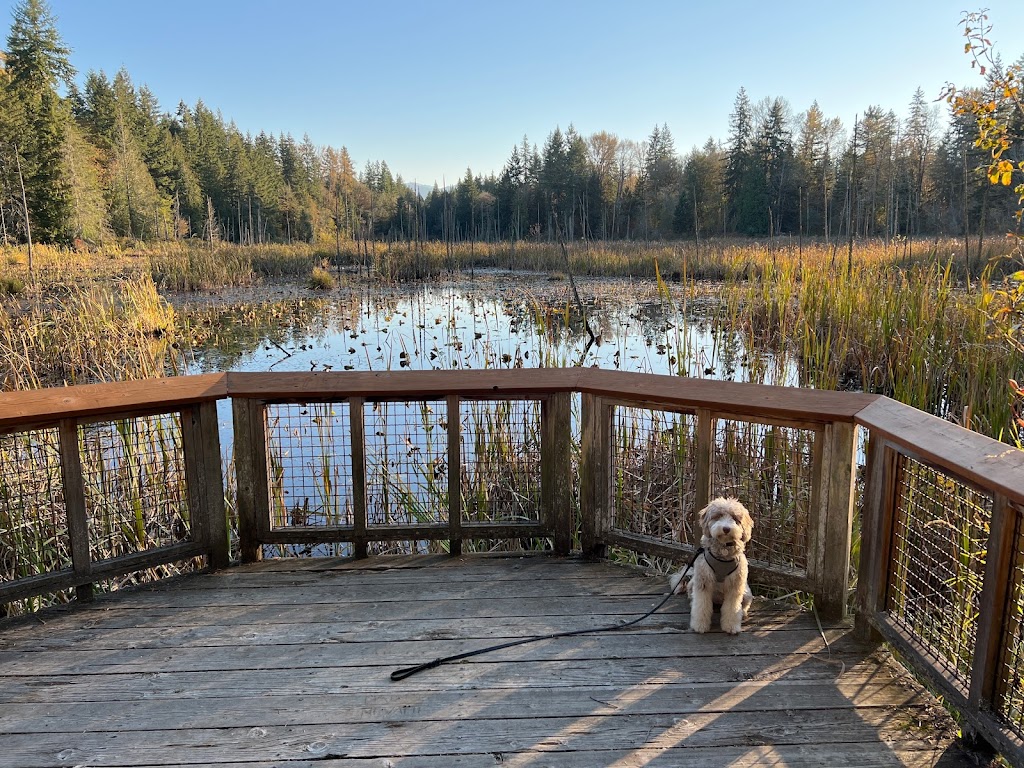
[365,400,448,528]
[265,402,354,529]
[0,427,69,586]
[998,504,1024,739]
[460,399,542,525]
[712,418,815,571]
[79,414,191,563]
[886,455,992,687]
[610,406,697,544]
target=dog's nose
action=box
[722,525,732,534]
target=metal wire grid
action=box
[886,455,991,687]
[610,406,697,544]
[712,418,814,571]
[997,504,1024,739]
[265,403,354,529]
[79,414,191,563]
[0,427,69,583]
[460,399,542,525]
[365,400,448,527]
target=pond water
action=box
[170,272,810,558]
[177,271,795,386]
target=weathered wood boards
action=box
[0,556,980,767]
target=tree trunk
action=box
[847,116,857,275]
[14,143,33,283]
[963,148,970,269]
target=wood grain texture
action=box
[855,396,1024,503]
[446,394,462,555]
[868,614,1024,763]
[0,373,227,429]
[348,397,367,558]
[542,391,572,555]
[0,555,981,768]
[225,369,582,400]
[814,421,856,620]
[576,369,879,422]
[231,397,261,562]
[59,417,92,602]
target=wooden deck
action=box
[0,556,987,767]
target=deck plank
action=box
[0,555,982,767]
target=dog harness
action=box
[704,549,739,582]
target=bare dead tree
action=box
[13,143,32,283]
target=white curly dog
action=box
[670,497,754,634]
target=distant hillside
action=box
[405,182,437,199]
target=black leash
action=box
[390,548,703,682]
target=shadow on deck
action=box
[0,555,988,767]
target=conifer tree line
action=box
[1,0,1021,248]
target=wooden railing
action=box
[856,398,1024,760]
[0,374,228,609]
[2,370,1024,761]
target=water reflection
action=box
[179,273,795,386]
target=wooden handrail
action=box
[224,369,880,423]
[0,373,228,429]
[2,371,1023,763]
[224,369,582,399]
[575,369,879,422]
[855,397,1024,504]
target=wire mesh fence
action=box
[609,405,697,545]
[79,414,192,563]
[266,402,355,529]
[886,455,992,688]
[365,399,449,529]
[459,398,546,554]
[460,399,542,525]
[712,418,815,572]
[0,427,69,614]
[996,504,1024,738]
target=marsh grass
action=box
[611,407,698,545]
[309,266,336,290]
[148,241,327,290]
[2,235,1022,615]
[720,252,1021,439]
[0,412,199,617]
[887,457,991,683]
[0,276,178,390]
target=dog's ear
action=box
[740,511,753,542]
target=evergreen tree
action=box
[674,139,725,237]
[2,0,76,242]
[725,88,762,234]
[61,117,109,241]
[754,98,795,234]
[795,101,843,239]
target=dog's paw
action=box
[669,571,686,594]
[721,616,743,635]
[689,617,711,634]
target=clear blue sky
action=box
[8,0,1024,186]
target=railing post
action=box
[856,435,897,640]
[350,397,367,558]
[580,393,610,558]
[182,403,229,570]
[969,494,1016,713]
[58,418,92,601]
[447,394,462,556]
[542,392,572,555]
[693,408,713,547]
[811,421,857,620]
[232,397,270,563]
